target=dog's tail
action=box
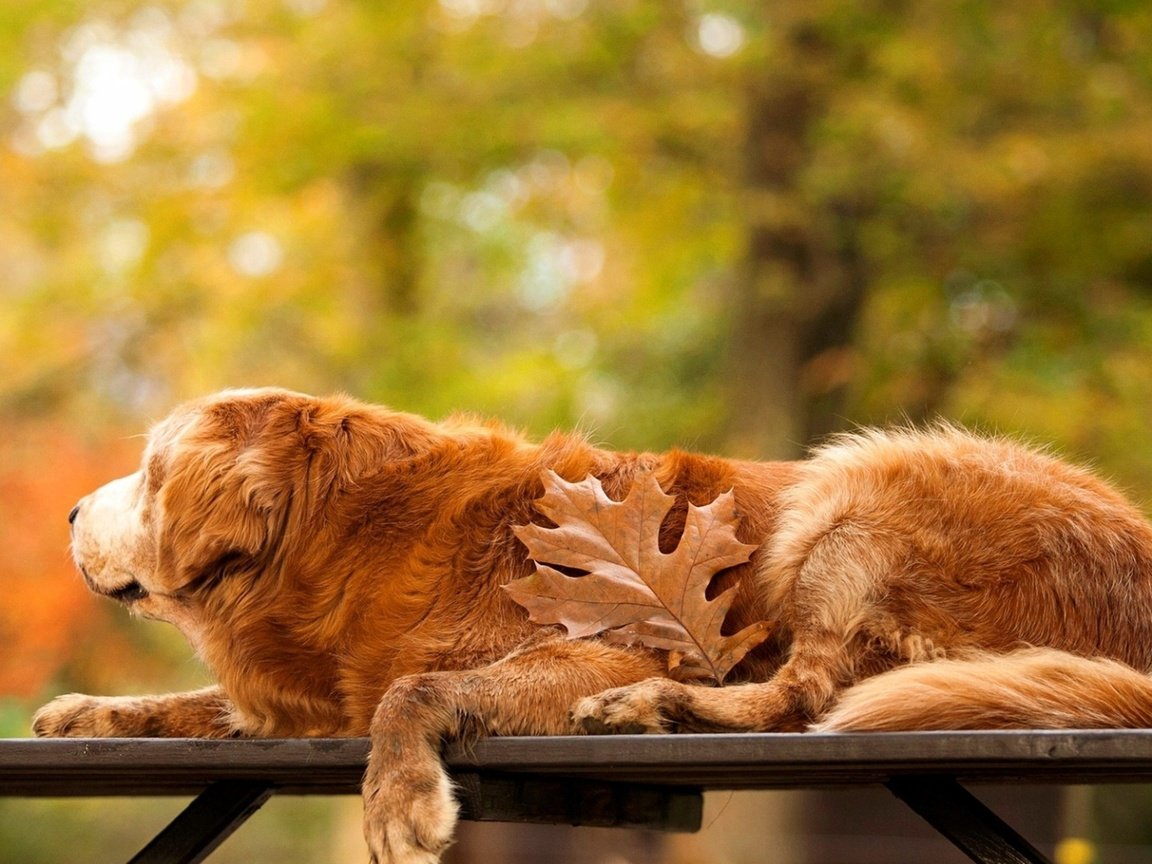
[813,648,1152,732]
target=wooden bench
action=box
[5,730,1152,864]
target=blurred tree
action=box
[2,1,1152,460]
[725,4,870,458]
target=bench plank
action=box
[5,731,1152,797]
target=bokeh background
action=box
[4,0,1152,861]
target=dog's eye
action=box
[108,581,149,603]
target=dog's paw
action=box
[362,747,458,864]
[32,694,118,737]
[571,678,683,734]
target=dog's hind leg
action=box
[573,626,849,733]
[575,523,911,734]
[362,637,664,864]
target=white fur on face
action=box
[70,470,154,597]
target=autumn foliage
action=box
[0,424,140,699]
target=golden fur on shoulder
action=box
[33,389,1152,863]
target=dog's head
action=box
[68,387,441,626]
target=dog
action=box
[33,387,1152,863]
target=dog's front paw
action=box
[572,678,682,734]
[32,694,120,737]
[362,746,458,864]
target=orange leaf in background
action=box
[507,470,769,684]
[0,424,141,699]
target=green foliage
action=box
[3,0,1152,467]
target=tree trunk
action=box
[347,163,423,317]
[725,20,868,460]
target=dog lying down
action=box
[34,388,1152,862]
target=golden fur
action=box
[32,388,1152,863]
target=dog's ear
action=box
[152,396,295,594]
[150,390,444,593]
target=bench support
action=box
[887,776,1051,864]
[128,781,274,864]
[126,774,699,864]
[455,773,703,832]
[131,774,1044,864]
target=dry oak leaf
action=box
[506,470,771,684]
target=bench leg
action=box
[886,776,1051,864]
[127,781,274,864]
[454,773,703,832]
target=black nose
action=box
[68,504,80,525]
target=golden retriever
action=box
[33,388,1152,863]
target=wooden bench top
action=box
[5,730,1152,797]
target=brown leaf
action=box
[506,470,770,683]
